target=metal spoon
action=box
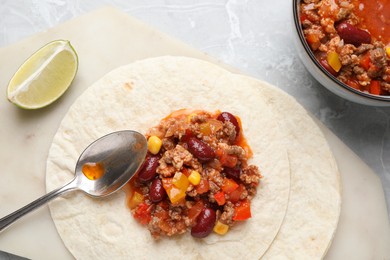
[0,130,147,232]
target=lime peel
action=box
[7,40,78,109]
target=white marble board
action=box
[0,7,389,260]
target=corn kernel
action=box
[188,170,201,185]
[386,47,390,58]
[213,221,229,235]
[147,136,162,155]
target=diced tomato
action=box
[214,191,226,206]
[345,79,361,90]
[181,167,190,177]
[188,201,204,222]
[228,184,245,203]
[217,147,238,168]
[181,129,194,143]
[306,33,321,50]
[222,178,239,194]
[369,80,381,95]
[133,202,152,225]
[196,179,210,194]
[154,207,169,220]
[300,13,308,23]
[220,154,238,168]
[216,148,224,158]
[233,200,251,221]
[359,52,371,70]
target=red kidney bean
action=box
[137,155,160,182]
[335,21,371,46]
[223,167,242,181]
[191,207,216,238]
[217,112,240,137]
[187,137,215,162]
[149,178,166,203]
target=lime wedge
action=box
[7,40,78,109]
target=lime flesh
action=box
[7,40,78,109]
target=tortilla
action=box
[227,76,341,259]
[46,56,291,259]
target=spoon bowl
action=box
[0,130,147,232]
[73,130,147,197]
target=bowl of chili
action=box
[293,0,390,106]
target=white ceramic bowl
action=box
[292,0,390,106]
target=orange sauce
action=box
[82,162,105,180]
[351,0,390,44]
[235,116,253,159]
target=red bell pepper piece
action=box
[359,52,371,70]
[233,200,251,221]
[133,202,152,225]
[214,191,226,206]
[369,80,381,95]
[222,178,239,194]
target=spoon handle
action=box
[0,179,77,232]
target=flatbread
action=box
[231,76,341,259]
[207,73,341,258]
[46,56,291,259]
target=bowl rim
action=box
[292,0,390,102]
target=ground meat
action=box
[219,202,235,225]
[246,186,258,200]
[157,144,204,178]
[321,17,337,34]
[164,120,187,138]
[302,19,313,29]
[209,181,220,193]
[337,6,352,21]
[156,161,176,178]
[169,205,185,220]
[353,66,365,75]
[186,185,198,197]
[304,11,320,24]
[339,44,356,65]
[304,25,325,50]
[382,82,390,92]
[356,72,371,86]
[327,35,341,52]
[383,67,390,83]
[240,165,262,186]
[217,121,237,143]
[189,114,208,124]
[162,145,193,170]
[131,110,261,239]
[162,138,175,151]
[355,44,373,55]
[147,204,189,239]
[218,143,246,161]
[370,48,387,70]
[303,0,320,4]
[204,167,224,186]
